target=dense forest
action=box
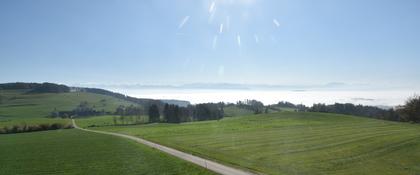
[114,102,225,124]
[0,82,41,90]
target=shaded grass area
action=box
[0,118,71,127]
[75,115,149,128]
[0,129,215,175]
[95,112,420,175]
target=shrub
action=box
[11,125,20,133]
[65,124,74,129]
[0,122,72,134]
[50,123,63,130]
[27,125,41,132]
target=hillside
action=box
[0,82,190,120]
[0,90,135,119]
[0,83,141,129]
[91,111,420,175]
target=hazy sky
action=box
[1,0,419,88]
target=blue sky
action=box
[1,0,419,88]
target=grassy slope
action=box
[0,129,215,175]
[0,90,136,127]
[0,90,135,119]
[95,112,420,175]
[223,105,295,117]
[223,106,254,117]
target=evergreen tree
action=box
[148,104,160,123]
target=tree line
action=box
[309,95,420,123]
[0,82,41,90]
[110,102,225,125]
[0,82,70,93]
[113,105,149,125]
[235,99,265,114]
[147,103,224,124]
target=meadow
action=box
[0,129,215,175]
[91,111,420,175]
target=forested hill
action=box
[0,82,190,106]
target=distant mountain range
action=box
[76,82,379,91]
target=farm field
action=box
[91,111,420,175]
[0,129,215,175]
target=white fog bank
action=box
[109,88,419,107]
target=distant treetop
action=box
[0,82,70,93]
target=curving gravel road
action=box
[72,119,258,175]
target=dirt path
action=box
[72,119,258,175]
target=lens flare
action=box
[178,16,190,29]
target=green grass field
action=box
[3,88,420,175]
[92,112,420,175]
[0,129,215,175]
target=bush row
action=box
[0,123,73,134]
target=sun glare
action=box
[178,0,278,49]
